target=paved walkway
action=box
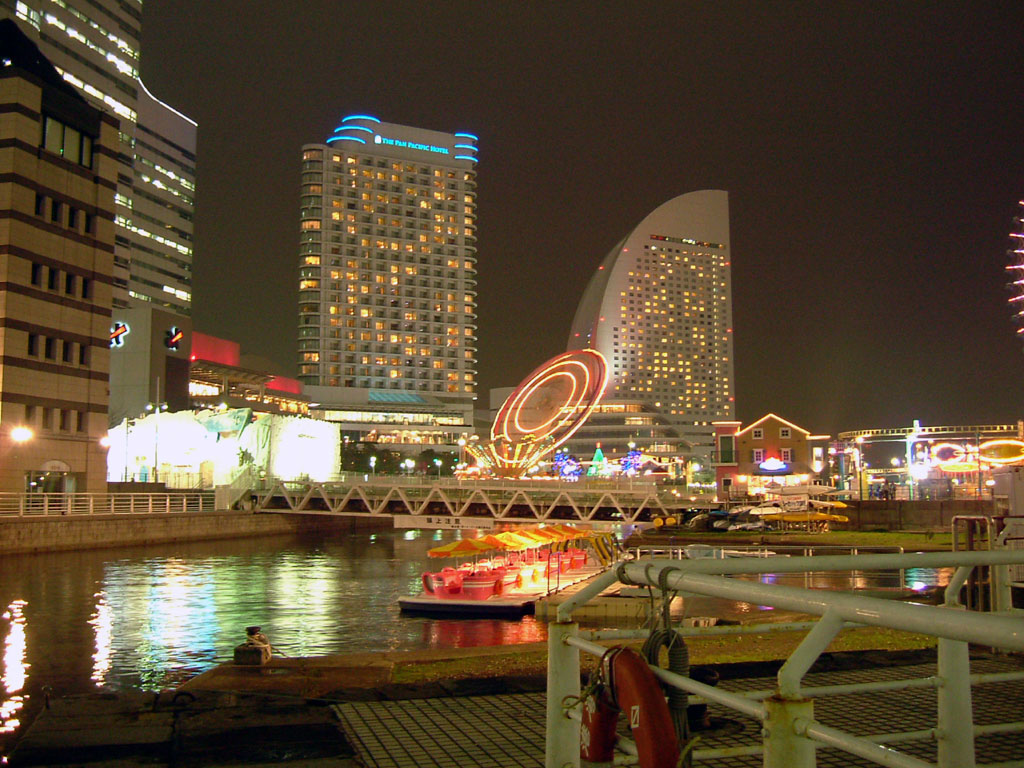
[333,655,1024,768]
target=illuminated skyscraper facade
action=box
[0,20,118,492]
[3,1,197,424]
[3,1,196,315]
[567,190,734,459]
[298,115,478,447]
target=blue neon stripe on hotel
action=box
[342,114,381,123]
[454,155,477,161]
[454,144,477,151]
[327,136,366,144]
[455,132,478,140]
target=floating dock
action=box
[398,564,605,618]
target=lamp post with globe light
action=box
[433,457,442,479]
[369,455,376,478]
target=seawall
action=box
[0,511,381,555]
[844,499,993,530]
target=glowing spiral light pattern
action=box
[466,350,608,477]
[929,438,1024,473]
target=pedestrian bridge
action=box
[251,477,716,525]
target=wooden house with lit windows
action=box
[712,414,830,500]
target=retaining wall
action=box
[844,499,995,530]
[0,511,383,555]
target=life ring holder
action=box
[421,572,434,594]
[577,646,682,768]
[493,578,504,597]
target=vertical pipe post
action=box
[546,620,580,768]
[936,636,976,768]
[763,697,815,768]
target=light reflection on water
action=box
[1,600,27,735]
[0,530,549,701]
[0,530,953,754]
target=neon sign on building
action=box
[373,134,450,155]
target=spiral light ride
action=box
[466,349,608,478]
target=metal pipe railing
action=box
[0,492,217,516]
[548,548,1024,768]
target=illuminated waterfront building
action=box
[567,190,734,460]
[298,115,477,449]
[713,415,831,499]
[4,1,197,423]
[0,20,117,492]
[189,332,308,416]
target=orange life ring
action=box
[493,578,504,596]
[580,684,618,766]
[515,572,524,590]
[421,572,434,594]
[581,647,681,768]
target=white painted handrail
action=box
[0,492,217,516]
[547,549,1024,768]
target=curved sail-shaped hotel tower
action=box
[566,190,734,463]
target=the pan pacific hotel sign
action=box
[374,134,449,155]
[326,114,477,163]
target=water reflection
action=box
[0,531,956,757]
[1,600,27,735]
[89,593,112,684]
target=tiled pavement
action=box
[334,656,1024,768]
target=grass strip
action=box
[391,626,936,684]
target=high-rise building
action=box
[3,1,197,423]
[567,190,734,460]
[0,19,117,492]
[298,115,478,449]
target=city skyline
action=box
[138,2,1024,435]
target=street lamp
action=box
[403,458,415,477]
[11,426,32,493]
[433,457,442,479]
[369,455,376,477]
[145,402,168,482]
[855,436,865,500]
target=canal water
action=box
[0,527,950,756]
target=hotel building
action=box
[567,190,734,461]
[298,115,477,449]
[3,1,197,423]
[0,20,117,492]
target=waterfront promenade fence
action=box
[547,550,1024,768]
[0,492,216,516]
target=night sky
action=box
[139,2,1024,436]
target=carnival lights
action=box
[466,350,608,478]
[1006,199,1024,335]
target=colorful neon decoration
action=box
[1006,199,1024,336]
[466,350,607,478]
[758,457,788,472]
[928,438,1024,473]
[109,322,129,347]
[164,326,183,350]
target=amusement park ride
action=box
[465,349,609,478]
